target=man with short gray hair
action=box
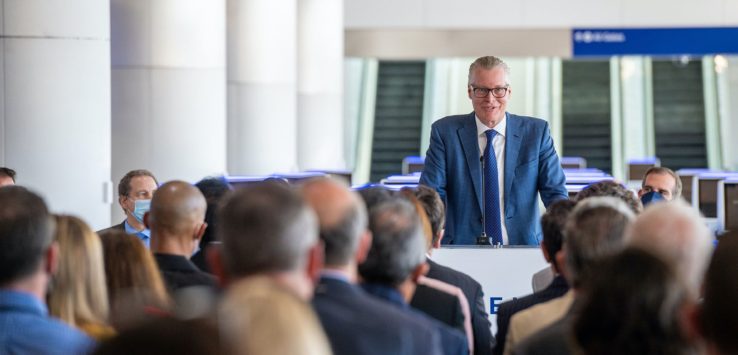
[212,182,323,300]
[420,55,567,246]
[626,199,712,295]
[302,178,444,355]
[359,197,468,355]
[507,197,635,355]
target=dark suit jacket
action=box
[362,283,469,355]
[410,284,466,334]
[96,221,125,236]
[494,275,569,355]
[420,112,568,245]
[153,253,218,292]
[313,277,443,355]
[426,258,493,355]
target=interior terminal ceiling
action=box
[344,29,572,58]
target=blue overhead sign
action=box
[572,27,738,57]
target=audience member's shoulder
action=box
[511,319,569,355]
[7,313,95,354]
[428,260,482,289]
[499,291,547,316]
[315,283,443,354]
[512,291,571,323]
[97,222,125,236]
[315,279,434,330]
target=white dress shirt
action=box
[475,114,508,245]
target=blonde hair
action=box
[219,277,332,355]
[48,215,112,338]
[99,231,170,330]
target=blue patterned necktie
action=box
[484,129,503,245]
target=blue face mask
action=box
[640,191,665,207]
[132,199,151,223]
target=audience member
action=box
[0,167,16,187]
[522,178,644,294]
[507,196,635,355]
[146,180,217,293]
[494,199,574,355]
[626,199,712,294]
[574,248,693,355]
[48,215,115,340]
[100,231,170,330]
[0,186,95,354]
[529,178,639,292]
[301,178,443,355]
[574,180,642,214]
[98,169,159,247]
[93,317,220,355]
[413,185,495,355]
[211,181,323,300]
[359,197,468,355]
[191,177,232,272]
[219,276,332,355]
[638,166,682,206]
[401,187,474,351]
[700,232,738,355]
[356,185,394,212]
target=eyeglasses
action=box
[471,86,509,98]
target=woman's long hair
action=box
[47,215,111,336]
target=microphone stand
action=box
[477,155,490,246]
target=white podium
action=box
[432,246,549,333]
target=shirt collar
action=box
[0,290,47,316]
[475,112,507,138]
[319,270,351,283]
[361,283,407,307]
[124,220,151,238]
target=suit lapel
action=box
[504,114,522,204]
[458,113,483,212]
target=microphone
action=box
[477,155,490,246]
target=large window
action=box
[369,61,426,182]
[652,59,708,170]
[561,60,612,173]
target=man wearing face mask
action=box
[638,167,681,207]
[98,169,159,247]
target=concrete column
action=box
[227,0,298,175]
[110,0,226,222]
[0,0,112,229]
[619,56,653,161]
[719,56,737,171]
[297,0,345,171]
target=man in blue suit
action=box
[420,56,567,245]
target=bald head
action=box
[626,200,712,295]
[301,178,368,266]
[149,180,207,238]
